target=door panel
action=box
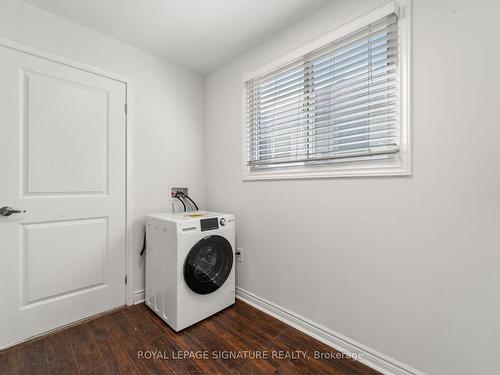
[22,218,108,305]
[24,71,109,194]
[0,45,126,349]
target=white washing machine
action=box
[145,211,235,331]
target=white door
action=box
[0,44,127,349]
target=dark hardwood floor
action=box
[0,300,380,374]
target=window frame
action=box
[241,0,412,181]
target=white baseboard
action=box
[132,289,145,305]
[236,287,425,375]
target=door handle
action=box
[0,206,26,216]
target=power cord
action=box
[140,231,146,256]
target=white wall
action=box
[204,0,500,374]
[0,0,205,294]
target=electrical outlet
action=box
[236,248,243,263]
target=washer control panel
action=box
[200,217,219,231]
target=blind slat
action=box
[246,13,399,167]
[248,101,397,136]
[250,36,397,98]
[247,129,398,156]
[248,122,396,147]
[252,83,397,126]
[247,117,395,145]
[249,56,397,110]
[250,50,396,106]
[248,67,397,117]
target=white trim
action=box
[125,83,135,306]
[242,163,411,181]
[236,287,425,375]
[0,37,132,84]
[132,289,145,305]
[0,37,136,307]
[241,0,412,180]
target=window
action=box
[243,2,411,180]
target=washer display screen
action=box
[200,217,219,231]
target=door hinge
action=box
[125,275,128,285]
[124,103,128,114]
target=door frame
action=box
[0,37,136,307]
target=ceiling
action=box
[20,0,331,73]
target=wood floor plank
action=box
[232,300,289,338]
[188,319,277,375]
[166,334,231,375]
[88,316,141,375]
[265,329,346,375]
[211,308,276,350]
[151,335,199,374]
[103,310,144,342]
[122,304,165,340]
[1,301,381,375]
[277,327,380,375]
[19,339,49,375]
[129,304,231,374]
[66,324,105,374]
[45,331,79,375]
[0,348,20,375]
[85,364,110,375]
[122,337,172,375]
[99,309,172,375]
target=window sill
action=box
[242,162,411,181]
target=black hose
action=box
[140,231,146,256]
[183,196,195,211]
[181,193,199,210]
[175,195,186,212]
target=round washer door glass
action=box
[184,235,233,295]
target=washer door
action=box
[184,235,233,295]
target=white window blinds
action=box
[245,14,399,169]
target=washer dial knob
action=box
[220,218,226,226]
